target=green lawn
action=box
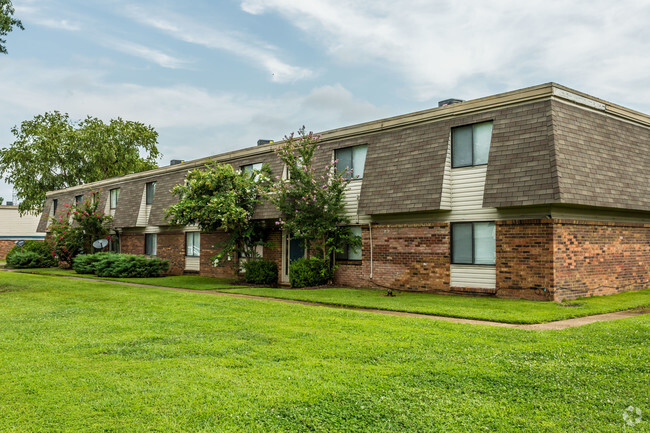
[0,272,648,432]
[17,267,242,290]
[219,286,650,324]
[12,267,650,324]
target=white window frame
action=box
[185,232,200,257]
[145,233,157,256]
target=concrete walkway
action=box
[2,269,648,330]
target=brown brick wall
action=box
[199,232,238,278]
[333,224,450,292]
[553,220,650,300]
[263,230,283,281]
[120,232,144,255]
[496,220,554,300]
[0,240,15,260]
[157,232,185,276]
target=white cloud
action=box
[123,6,313,83]
[106,39,191,70]
[239,0,650,108]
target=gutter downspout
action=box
[369,222,373,279]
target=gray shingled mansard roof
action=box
[39,82,650,231]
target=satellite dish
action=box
[93,239,109,249]
[14,240,25,247]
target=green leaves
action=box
[166,161,271,267]
[268,127,356,266]
[0,0,23,55]
[0,111,160,215]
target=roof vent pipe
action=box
[438,98,464,107]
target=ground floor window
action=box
[336,226,362,261]
[145,233,157,256]
[451,222,495,265]
[186,232,200,257]
[109,232,120,253]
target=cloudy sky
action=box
[1,0,650,202]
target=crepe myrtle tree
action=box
[166,161,272,268]
[49,190,113,266]
[268,127,360,269]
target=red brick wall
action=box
[553,220,650,300]
[120,233,144,255]
[157,232,185,275]
[0,240,15,260]
[496,220,554,300]
[199,232,238,278]
[263,230,283,282]
[120,232,184,275]
[334,224,450,292]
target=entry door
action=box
[282,234,305,283]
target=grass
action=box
[217,286,650,324]
[11,267,650,324]
[0,271,648,432]
[16,267,242,290]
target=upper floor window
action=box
[109,188,120,209]
[241,162,263,174]
[75,195,83,205]
[146,182,156,205]
[335,145,367,180]
[451,222,496,265]
[52,199,58,215]
[452,121,493,168]
[186,232,200,257]
[145,233,157,256]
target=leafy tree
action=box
[268,127,359,269]
[0,0,23,54]
[70,190,113,252]
[166,161,271,268]
[0,197,3,205]
[49,190,113,267]
[0,111,160,214]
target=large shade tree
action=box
[0,111,161,214]
[0,0,23,54]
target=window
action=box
[241,162,263,174]
[109,232,120,253]
[145,233,157,256]
[452,121,493,168]
[110,188,120,209]
[75,195,83,204]
[335,145,367,180]
[52,199,58,215]
[146,182,156,205]
[451,222,496,265]
[336,226,362,261]
[186,232,200,257]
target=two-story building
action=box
[38,83,650,301]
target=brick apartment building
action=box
[38,83,650,301]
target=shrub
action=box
[94,254,169,278]
[7,251,49,268]
[72,253,116,274]
[5,240,56,268]
[242,259,278,285]
[289,257,332,288]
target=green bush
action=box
[94,254,169,278]
[72,253,116,274]
[242,259,278,285]
[5,240,56,268]
[7,251,50,268]
[289,257,332,288]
